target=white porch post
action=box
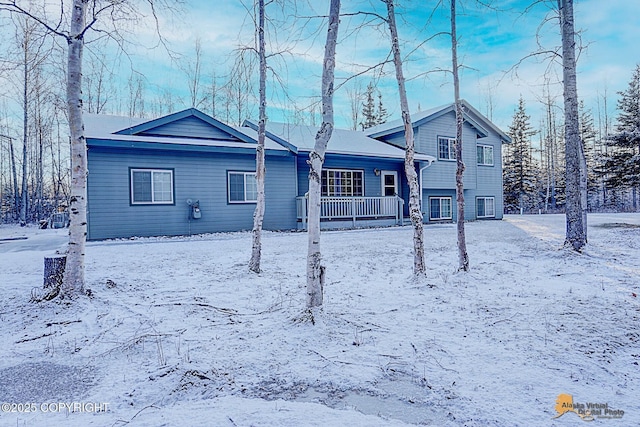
[351,197,356,227]
[302,194,308,230]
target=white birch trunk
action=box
[384,0,426,275]
[306,0,340,308]
[9,139,19,220]
[62,0,89,297]
[579,139,588,242]
[20,46,28,226]
[451,0,469,271]
[558,0,586,251]
[249,0,267,273]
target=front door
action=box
[381,171,398,197]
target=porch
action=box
[296,195,405,230]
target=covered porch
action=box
[296,195,405,230]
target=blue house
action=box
[85,102,508,240]
[367,100,511,223]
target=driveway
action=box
[0,227,67,253]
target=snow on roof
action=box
[365,100,511,143]
[84,113,148,137]
[264,121,435,161]
[84,113,288,151]
[365,104,445,137]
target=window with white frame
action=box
[477,144,494,166]
[477,197,495,218]
[429,197,452,220]
[228,171,257,203]
[438,137,456,161]
[321,169,363,196]
[130,168,174,205]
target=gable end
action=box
[115,108,255,143]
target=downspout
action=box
[419,159,435,215]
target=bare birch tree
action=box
[450,0,469,271]
[306,0,340,309]
[558,0,585,250]
[182,37,204,109]
[346,82,363,131]
[85,52,113,114]
[0,0,177,298]
[225,52,257,126]
[383,0,426,275]
[60,0,89,297]
[249,0,267,273]
[9,135,19,220]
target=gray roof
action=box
[255,121,435,161]
[366,100,511,143]
[84,113,288,151]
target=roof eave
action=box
[242,119,299,154]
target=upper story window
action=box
[477,144,494,166]
[321,169,364,197]
[438,137,456,161]
[130,168,174,205]
[228,171,257,203]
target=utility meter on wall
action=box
[187,199,202,219]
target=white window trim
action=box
[477,196,496,218]
[429,196,453,220]
[130,168,174,205]
[438,137,456,161]
[228,171,257,204]
[381,170,398,197]
[321,168,365,197]
[477,144,494,166]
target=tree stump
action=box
[44,255,66,289]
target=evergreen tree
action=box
[578,100,599,209]
[603,64,640,208]
[375,92,388,125]
[360,82,377,129]
[503,96,538,213]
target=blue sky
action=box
[3,0,637,136]
[114,0,637,134]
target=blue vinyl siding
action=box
[422,189,456,222]
[138,116,242,141]
[416,112,478,190]
[421,189,475,223]
[87,146,296,240]
[475,134,504,219]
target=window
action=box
[477,144,494,166]
[228,171,257,203]
[321,169,363,196]
[438,137,456,160]
[429,197,452,220]
[477,197,495,218]
[130,169,174,205]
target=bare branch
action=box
[0,2,68,40]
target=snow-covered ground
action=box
[0,213,638,426]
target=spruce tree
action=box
[578,101,599,209]
[503,96,538,213]
[375,92,388,125]
[360,82,377,129]
[603,65,640,205]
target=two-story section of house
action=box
[367,100,511,223]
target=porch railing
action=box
[296,195,404,229]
